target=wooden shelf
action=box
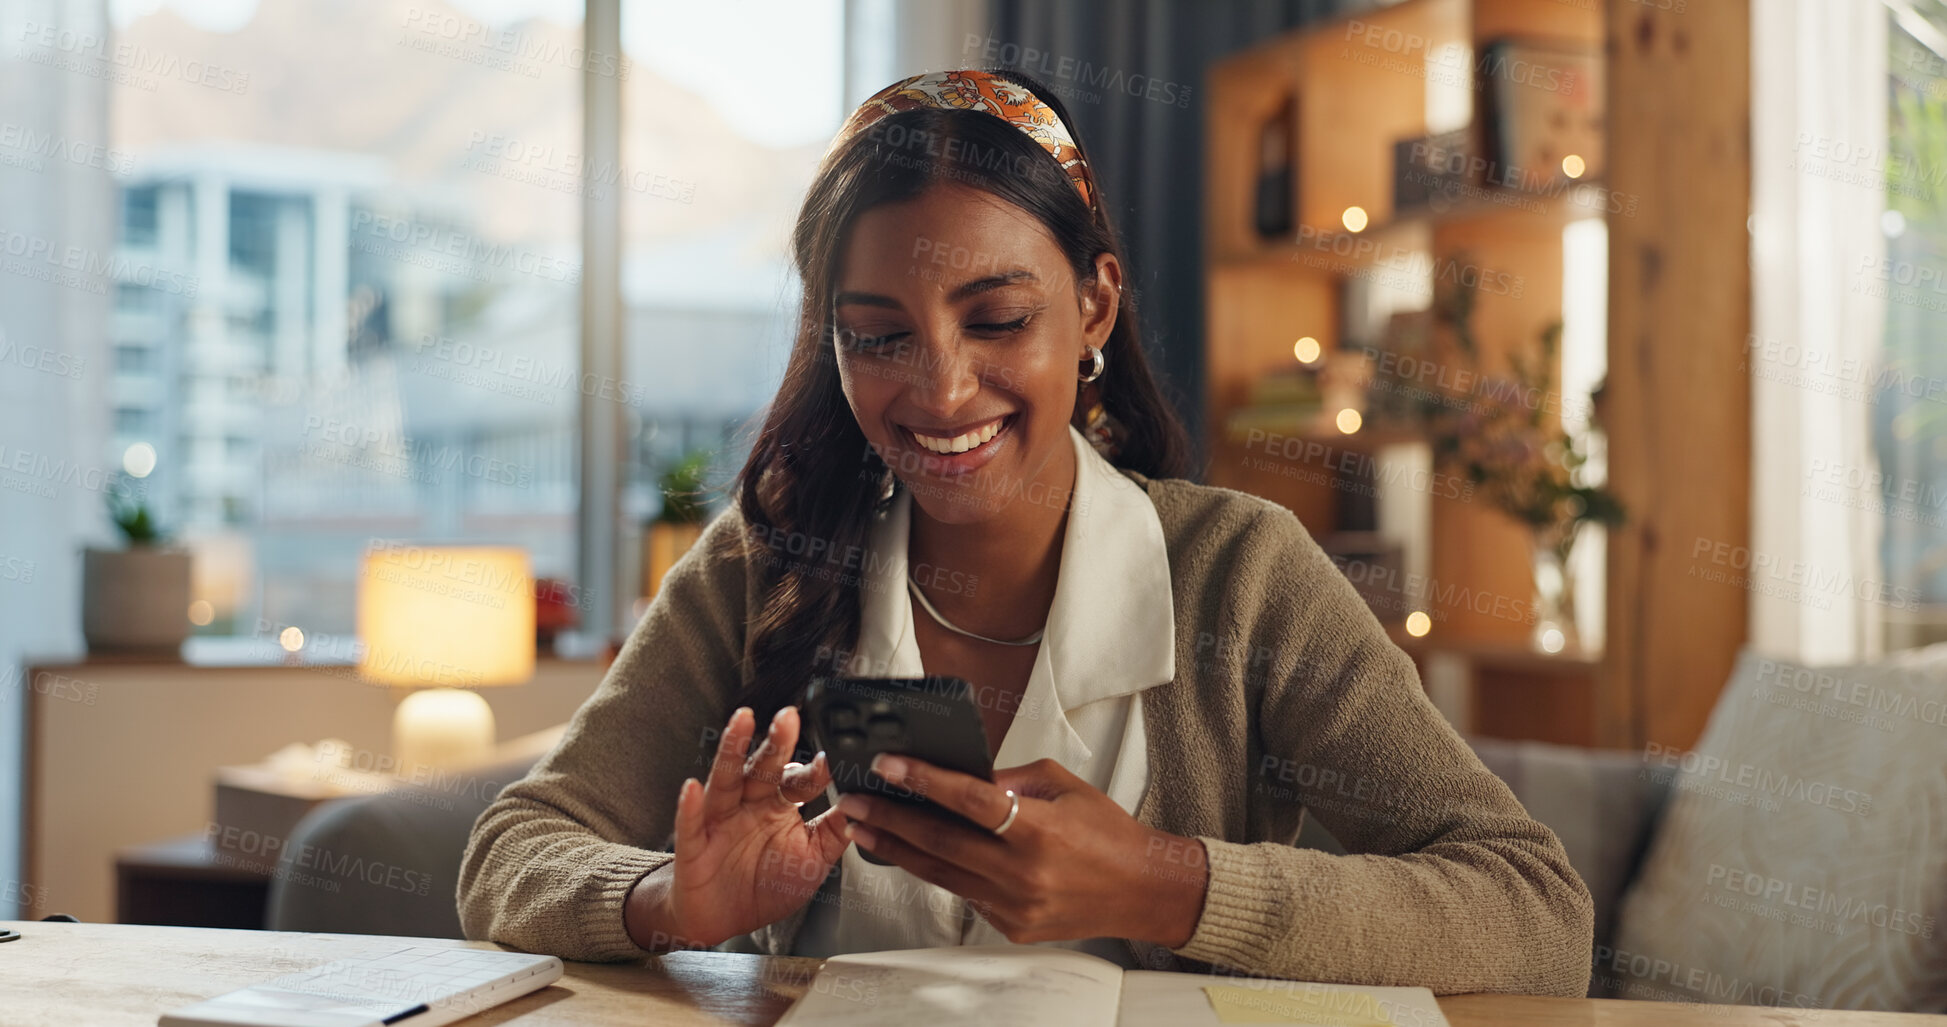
[1211,175,1608,302]
[1204,0,1606,742]
[1222,415,1426,454]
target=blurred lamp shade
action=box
[357,544,536,777]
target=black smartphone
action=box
[802,675,996,866]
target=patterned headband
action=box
[835,69,1097,213]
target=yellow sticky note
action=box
[1201,983,1394,1026]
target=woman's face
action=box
[832,182,1119,525]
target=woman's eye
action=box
[967,314,1033,337]
[839,328,909,353]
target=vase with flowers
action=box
[1409,269,1626,654]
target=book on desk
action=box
[776,946,1450,1027]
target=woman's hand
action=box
[624,706,850,951]
[835,755,1210,948]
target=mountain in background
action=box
[109,0,825,305]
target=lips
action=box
[898,413,1016,475]
[904,414,1009,455]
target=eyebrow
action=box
[835,269,1040,309]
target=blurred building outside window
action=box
[92,0,851,656]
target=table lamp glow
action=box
[357,544,535,779]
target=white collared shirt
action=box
[791,423,1176,966]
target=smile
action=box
[899,414,1016,474]
[905,415,1009,454]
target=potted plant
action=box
[82,489,193,656]
[642,449,713,600]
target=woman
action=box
[458,69,1594,995]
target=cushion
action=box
[265,751,540,937]
[1609,646,1947,1012]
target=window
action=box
[115,346,150,373]
[616,0,847,551]
[227,192,281,278]
[1882,12,1947,648]
[116,282,158,313]
[106,0,586,644]
[123,185,158,248]
[114,407,152,434]
[72,0,864,649]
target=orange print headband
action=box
[836,70,1097,213]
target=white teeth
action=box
[912,417,1005,455]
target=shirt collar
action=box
[848,423,1176,710]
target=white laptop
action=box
[158,945,563,1027]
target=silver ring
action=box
[990,789,1020,836]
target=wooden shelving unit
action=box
[1204,0,1606,743]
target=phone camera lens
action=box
[825,703,859,730]
[866,714,904,744]
[832,728,866,750]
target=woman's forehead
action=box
[838,184,1066,288]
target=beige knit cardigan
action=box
[457,470,1595,996]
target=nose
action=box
[906,330,983,422]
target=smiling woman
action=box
[457,69,1597,996]
[737,69,1191,715]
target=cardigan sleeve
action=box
[456,505,750,961]
[1169,505,1595,996]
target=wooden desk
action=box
[0,921,1937,1026]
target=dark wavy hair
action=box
[712,70,1192,727]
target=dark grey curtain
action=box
[983,0,1371,476]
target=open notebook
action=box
[775,946,1452,1027]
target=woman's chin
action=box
[904,480,1007,525]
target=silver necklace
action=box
[906,571,1045,646]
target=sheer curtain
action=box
[1748,0,1887,663]
[0,0,115,916]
